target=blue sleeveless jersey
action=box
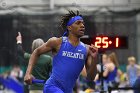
[45,37,87,93]
[96,67,117,83]
[107,67,117,82]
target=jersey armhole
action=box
[52,37,66,57]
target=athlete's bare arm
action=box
[85,45,98,81]
[81,66,87,77]
[24,37,61,84]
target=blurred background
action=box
[0,0,140,93]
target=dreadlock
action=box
[60,10,82,31]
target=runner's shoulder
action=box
[48,37,62,45]
[49,37,61,41]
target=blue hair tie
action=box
[63,30,68,36]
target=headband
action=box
[66,16,83,26]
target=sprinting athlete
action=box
[24,10,98,93]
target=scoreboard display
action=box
[81,36,128,49]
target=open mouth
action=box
[79,29,85,33]
[79,30,85,35]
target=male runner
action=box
[24,10,98,93]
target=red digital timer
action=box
[80,36,128,49]
[94,36,119,48]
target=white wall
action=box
[0,0,49,6]
[55,0,132,6]
[0,0,140,7]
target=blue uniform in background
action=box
[44,37,87,93]
[95,67,118,91]
[133,76,140,93]
[106,67,117,83]
[127,65,138,86]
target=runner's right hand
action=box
[24,74,33,84]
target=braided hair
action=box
[60,10,82,32]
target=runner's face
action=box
[68,20,85,37]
